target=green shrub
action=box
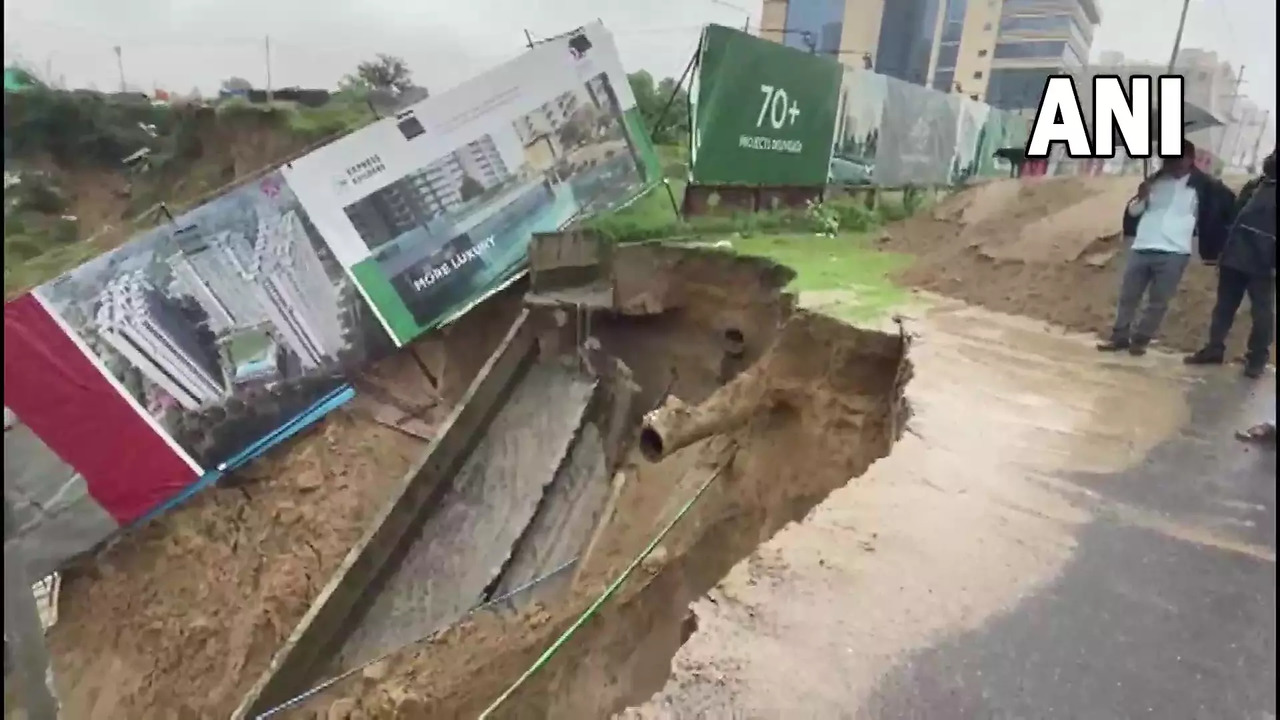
[4,235,46,262]
[50,217,79,244]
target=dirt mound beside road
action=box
[890,176,1265,358]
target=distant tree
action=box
[556,118,588,150]
[341,55,419,97]
[458,174,485,202]
[627,70,689,145]
[220,77,252,93]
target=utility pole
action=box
[4,496,60,719]
[264,36,273,103]
[1166,0,1191,73]
[1145,0,1191,178]
[113,45,125,92]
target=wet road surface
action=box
[625,298,1276,719]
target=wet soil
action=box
[37,286,526,719]
[285,246,911,718]
[886,177,1270,359]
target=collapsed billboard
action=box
[2,22,655,571]
[689,24,844,187]
[284,24,657,345]
[7,169,371,527]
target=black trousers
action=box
[1206,266,1275,366]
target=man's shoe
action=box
[1243,363,1267,379]
[1097,339,1129,352]
[1184,348,1225,365]
[1128,342,1149,357]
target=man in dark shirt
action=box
[1185,150,1277,378]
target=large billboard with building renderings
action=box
[689,24,844,187]
[283,22,658,346]
[21,170,384,484]
[2,21,657,576]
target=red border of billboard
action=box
[4,293,198,524]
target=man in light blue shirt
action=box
[1098,140,1234,356]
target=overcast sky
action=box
[3,0,1274,135]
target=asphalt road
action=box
[868,369,1276,720]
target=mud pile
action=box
[39,286,525,719]
[889,176,1263,357]
[273,245,911,718]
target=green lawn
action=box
[729,233,914,323]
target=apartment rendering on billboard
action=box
[95,271,226,411]
[34,170,378,469]
[283,22,657,346]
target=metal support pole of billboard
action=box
[650,41,702,219]
[1247,109,1271,171]
[4,496,61,720]
[1214,68,1245,168]
[1145,0,1193,179]
[264,36,273,103]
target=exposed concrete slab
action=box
[493,421,610,600]
[233,310,537,719]
[333,362,596,668]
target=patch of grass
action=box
[655,143,688,179]
[583,185,921,322]
[4,239,105,298]
[729,233,914,321]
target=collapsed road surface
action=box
[334,362,598,669]
[625,295,1276,719]
[235,239,912,718]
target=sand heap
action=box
[888,175,1267,358]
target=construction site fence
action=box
[2,21,662,579]
[688,25,1238,195]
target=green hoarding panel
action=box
[691,25,843,187]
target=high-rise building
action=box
[758,0,1101,107]
[985,0,1102,110]
[245,211,347,369]
[170,228,267,332]
[344,181,432,250]
[456,135,512,189]
[95,271,226,411]
[347,134,513,250]
[167,212,347,374]
[513,91,582,145]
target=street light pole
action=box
[1166,0,1192,74]
[1145,0,1193,178]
